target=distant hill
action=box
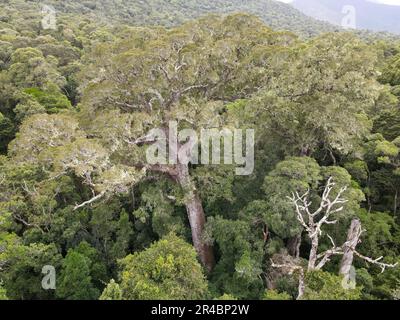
[2,0,340,37]
[2,0,398,41]
[292,0,400,34]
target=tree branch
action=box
[73,191,106,211]
[13,214,45,234]
[353,251,398,273]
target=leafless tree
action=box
[271,177,398,299]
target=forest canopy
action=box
[0,0,400,301]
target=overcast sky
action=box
[277,0,400,5]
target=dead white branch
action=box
[73,191,106,210]
[273,178,399,299]
[289,177,348,270]
[353,251,398,273]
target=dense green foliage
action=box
[0,0,399,301]
[2,0,339,37]
[302,271,362,300]
[102,234,208,300]
[0,281,8,300]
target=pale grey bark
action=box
[339,219,362,278]
[287,234,301,258]
[271,178,398,300]
[290,177,347,271]
[73,128,216,271]
[308,237,319,271]
[174,163,215,272]
[297,268,305,300]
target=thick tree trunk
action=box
[297,269,305,300]
[308,237,319,271]
[287,234,301,258]
[300,144,310,157]
[339,219,362,278]
[174,164,215,272]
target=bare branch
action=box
[124,134,163,146]
[73,191,106,211]
[354,251,398,273]
[159,65,172,82]
[315,234,343,270]
[166,84,209,108]
[270,259,303,274]
[147,88,165,107]
[288,177,351,270]
[287,190,311,231]
[21,180,38,197]
[276,178,399,298]
[13,214,45,234]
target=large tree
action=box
[244,32,392,159]
[9,14,296,271]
